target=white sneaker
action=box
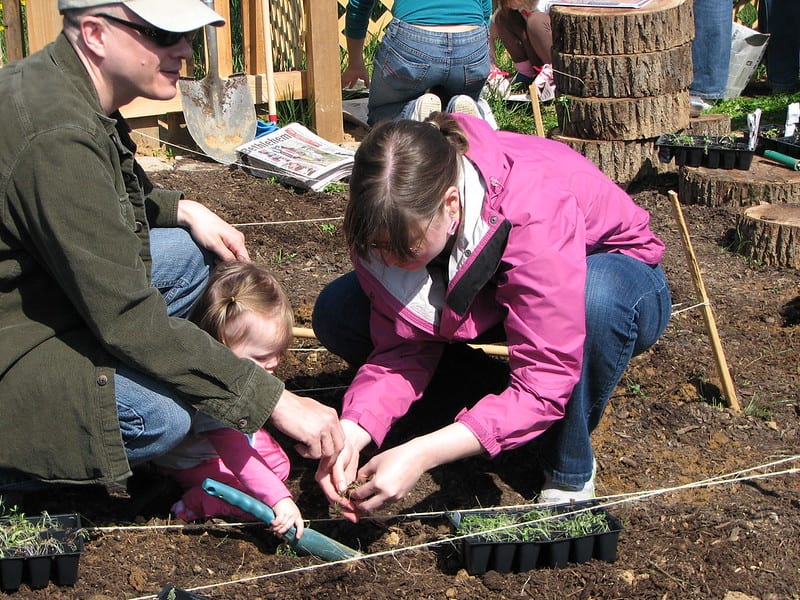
[448,94,481,118]
[537,459,597,504]
[410,93,442,121]
[689,95,712,117]
[476,98,499,130]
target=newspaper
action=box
[236,123,355,191]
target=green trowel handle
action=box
[201,478,362,561]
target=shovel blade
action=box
[179,73,257,165]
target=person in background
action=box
[312,113,672,521]
[689,0,732,115]
[489,0,553,93]
[758,0,800,93]
[340,0,494,125]
[0,0,343,498]
[155,262,303,538]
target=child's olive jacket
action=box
[0,35,282,484]
[343,114,665,457]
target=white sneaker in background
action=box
[410,93,442,121]
[537,459,597,504]
[689,95,713,117]
[476,98,499,130]
[448,94,482,118]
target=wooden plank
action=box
[211,0,234,76]
[26,0,62,55]
[304,0,343,142]
[2,0,26,63]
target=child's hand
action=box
[271,497,304,539]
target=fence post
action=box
[2,0,25,64]
[304,0,343,143]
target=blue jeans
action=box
[690,0,733,99]
[367,19,491,125]
[312,254,672,488]
[758,0,800,92]
[115,227,213,465]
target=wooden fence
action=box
[2,0,344,145]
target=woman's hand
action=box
[315,419,372,522]
[348,423,485,517]
[270,497,304,539]
[176,199,250,262]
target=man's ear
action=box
[79,15,110,58]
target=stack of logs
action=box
[547,0,800,268]
[549,0,693,188]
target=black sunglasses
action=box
[93,13,197,47]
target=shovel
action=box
[201,478,362,561]
[179,0,257,165]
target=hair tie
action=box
[427,120,440,131]
[229,296,236,304]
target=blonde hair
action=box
[345,112,468,262]
[192,262,294,354]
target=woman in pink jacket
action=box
[313,113,671,520]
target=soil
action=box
[4,148,799,600]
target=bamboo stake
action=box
[668,190,740,412]
[528,84,545,137]
[292,327,510,357]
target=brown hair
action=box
[345,112,469,262]
[192,262,294,353]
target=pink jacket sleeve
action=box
[205,428,292,508]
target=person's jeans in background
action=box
[690,0,733,99]
[758,0,800,92]
[367,19,491,125]
[312,254,672,490]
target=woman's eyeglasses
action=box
[93,13,197,48]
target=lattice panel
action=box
[337,0,394,49]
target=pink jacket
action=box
[342,114,665,457]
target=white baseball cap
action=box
[57,0,225,32]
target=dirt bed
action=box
[5,156,799,600]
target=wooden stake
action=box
[668,190,740,412]
[292,327,510,358]
[528,84,545,137]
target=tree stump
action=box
[552,132,672,188]
[736,204,800,269]
[549,0,692,183]
[685,113,732,137]
[551,0,694,56]
[556,91,690,140]
[678,156,800,206]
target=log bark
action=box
[678,156,800,206]
[551,0,694,56]
[553,42,693,98]
[684,113,732,137]
[736,204,800,269]
[552,132,672,187]
[557,91,690,140]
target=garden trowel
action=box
[201,478,362,561]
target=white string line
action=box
[234,216,344,227]
[121,455,799,600]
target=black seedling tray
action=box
[448,500,623,575]
[0,513,84,592]
[756,125,800,159]
[656,133,755,170]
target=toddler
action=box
[154,262,302,537]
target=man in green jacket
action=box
[0,0,344,493]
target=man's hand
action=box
[315,420,372,522]
[177,199,250,262]
[270,389,344,467]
